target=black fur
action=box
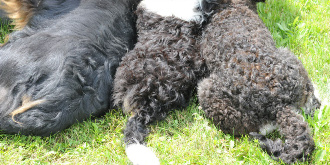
[0,0,139,136]
[198,0,320,163]
[113,5,207,145]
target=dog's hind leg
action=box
[124,114,160,165]
[198,73,262,135]
[250,106,315,164]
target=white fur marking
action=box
[126,143,160,165]
[259,123,278,135]
[302,83,323,116]
[139,0,203,22]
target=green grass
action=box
[0,20,11,43]
[0,0,329,164]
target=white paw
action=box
[126,143,160,165]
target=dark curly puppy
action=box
[113,0,209,163]
[0,0,139,136]
[198,0,320,163]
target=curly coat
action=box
[113,3,206,146]
[198,0,320,163]
[0,0,139,136]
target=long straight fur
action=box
[0,0,139,136]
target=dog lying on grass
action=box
[0,0,139,136]
[198,0,320,163]
[112,0,212,164]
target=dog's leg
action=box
[124,115,160,165]
[198,73,262,135]
[276,106,315,163]
[250,106,314,164]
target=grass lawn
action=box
[0,0,329,164]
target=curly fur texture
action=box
[198,0,320,163]
[0,0,139,136]
[113,0,207,163]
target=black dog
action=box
[112,0,212,164]
[0,0,139,136]
[198,0,320,163]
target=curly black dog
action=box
[112,0,212,164]
[198,0,320,163]
[0,0,139,136]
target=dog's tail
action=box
[250,106,315,164]
[0,0,39,30]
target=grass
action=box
[0,0,329,164]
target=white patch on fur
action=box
[303,94,316,114]
[126,143,160,165]
[302,83,323,116]
[259,122,278,135]
[139,0,203,22]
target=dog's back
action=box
[198,0,320,163]
[0,0,138,136]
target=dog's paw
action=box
[126,143,160,165]
[249,132,267,142]
[249,132,283,159]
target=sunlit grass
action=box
[0,0,329,164]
